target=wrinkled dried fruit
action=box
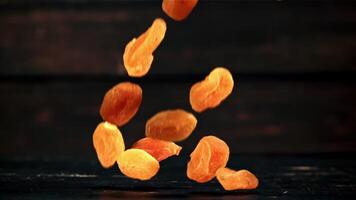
[132,137,182,161]
[117,149,160,181]
[162,0,199,21]
[216,168,259,190]
[187,135,230,183]
[92,122,125,168]
[145,109,197,142]
[190,67,234,112]
[100,82,142,126]
[123,18,166,77]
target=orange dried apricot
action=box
[162,0,199,21]
[123,18,166,77]
[100,82,142,127]
[216,168,259,190]
[117,149,160,181]
[190,67,234,112]
[92,122,125,168]
[187,135,230,183]
[132,137,182,161]
[145,109,197,142]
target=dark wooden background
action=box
[1,0,356,159]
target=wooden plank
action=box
[1,154,356,199]
[1,1,356,75]
[0,77,355,158]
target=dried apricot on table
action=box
[145,109,197,142]
[132,137,182,161]
[117,149,160,181]
[190,67,234,112]
[187,135,230,183]
[123,18,166,77]
[100,82,142,126]
[216,168,259,190]
[162,0,199,21]
[92,122,125,168]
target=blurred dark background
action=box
[1,0,356,160]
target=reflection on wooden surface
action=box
[0,154,355,199]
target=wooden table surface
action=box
[1,154,355,199]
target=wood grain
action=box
[1,0,356,75]
[1,154,355,199]
[0,77,355,157]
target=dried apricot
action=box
[117,149,160,181]
[187,135,230,183]
[216,168,259,190]
[145,109,197,142]
[92,122,125,168]
[190,67,234,112]
[162,0,199,21]
[100,82,142,126]
[123,18,166,77]
[132,137,182,161]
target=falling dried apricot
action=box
[100,82,142,127]
[145,109,197,142]
[123,18,166,77]
[216,168,259,190]
[92,122,125,168]
[162,0,199,21]
[132,137,182,161]
[187,135,230,183]
[117,149,160,181]
[190,67,234,112]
